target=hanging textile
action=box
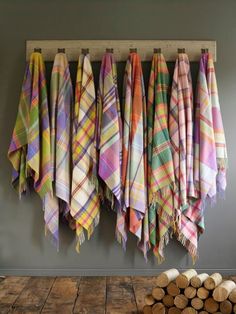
[44,52,73,249]
[147,52,175,262]
[169,52,198,261]
[8,51,52,199]
[94,51,124,245]
[194,51,227,212]
[122,51,149,257]
[70,52,100,251]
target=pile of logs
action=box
[143,269,236,314]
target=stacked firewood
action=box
[143,269,236,314]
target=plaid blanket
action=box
[147,52,175,262]
[44,52,73,249]
[70,53,100,251]
[8,52,52,199]
[194,52,227,204]
[122,52,149,257]
[169,52,197,260]
[95,51,124,245]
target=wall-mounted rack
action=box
[26,40,217,62]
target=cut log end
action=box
[204,297,219,313]
[152,287,165,301]
[204,273,223,290]
[143,305,152,314]
[167,282,180,297]
[156,269,180,288]
[219,299,233,314]
[213,280,236,302]
[174,294,188,309]
[152,302,166,314]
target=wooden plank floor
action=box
[0,275,235,314]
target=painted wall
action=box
[0,0,235,276]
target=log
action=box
[152,287,165,301]
[197,287,209,299]
[191,273,209,288]
[182,307,197,314]
[174,294,188,309]
[143,305,152,314]
[219,299,233,314]
[204,273,223,290]
[156,269,180,288]
[152,302,166,314]
[167,282,180,297]
[204,297,219,313]
[184,286,197,299]
[163,295,174,307]
[198,311,208,314]
[229,287,236,303]
[234,303,236,313]
[167,307,181,314]
[191,297,204,310]
[144,294,155,306]
[176,269,197,288]
[213,280,236,302]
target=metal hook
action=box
[178,48,186,53]
[58,48,65,53]
[106,48,114,53]
[154,48,162,53]
[201,48,209,53]
[34,48,42,53]
[130,48,137,53]
[82,48,89,54]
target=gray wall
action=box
[0,0,236,276]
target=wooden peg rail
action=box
[26,40,217,62]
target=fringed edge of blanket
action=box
[176,231,198,264]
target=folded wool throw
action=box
[147,52,175,262]
[122,52,149,257]
[8,52,52,199]
[194,52,227,203]
[44,52,73,249]
[70,52,100,251]
[169,52,198,261]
